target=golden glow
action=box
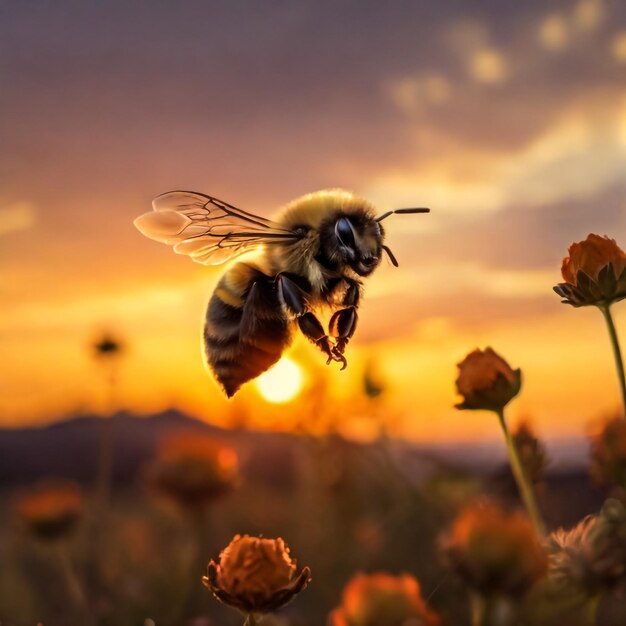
[574,0,604,32]
[255,357,304,404]
[469,49,508,84]
[539,14,568,51]
[612,32,626,63]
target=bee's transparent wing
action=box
[134,190,300,266]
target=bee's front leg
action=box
[328,280,361,369]
[276,273,342,365]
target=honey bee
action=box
[134,189,428,397]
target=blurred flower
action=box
[590,416,626,489]
[441,499,547,597]
[16,480,83,541]
[455,347,521,412]
[202,534,310,615]
[547,499,626,594]
[328,571,440,626]
[146,434,238,511]
[363,360,385,399]
[553,234,626,307]
[512,421,547,483]
[92,331,125,359]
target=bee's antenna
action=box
[375,207,430,222]
[382,245,399,267]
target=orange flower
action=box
[328,572,440,626]
[455,348,521,412]
[441,500,547,596]
[16,480,83,541]
[589,416,626,488]
[202,535,311,615]
[554,234,626,307]
[146,433,238,511]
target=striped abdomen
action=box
[203,262,292,397]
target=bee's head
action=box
[319,212,384,277]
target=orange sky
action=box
[3,0,626,441]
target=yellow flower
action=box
[202,535,311,615]
[16,480,83,541]
[589,415,626,489]
[441,499,547,596]
[146,433,238,511]
[455,347,521,412]
[328,572,440,626]
[554,234,626,307]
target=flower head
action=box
[328,572,440,626]
[15,480,83,541]
[146,433,238,511]
[441,499,547,597]
[547,498,626,594]
[202,534,310,615]
[590,416,626,489]
[554,234,626,307]
[455,348,521,412]
[93,331,125,359]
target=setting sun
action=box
[255,357,304,404]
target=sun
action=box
[255,357,304,404]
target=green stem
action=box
[56,545,94,625]
[600,305,626,418]
[497,409,546,537]
[585,594,601,626]
[470,593,486,626]
[244,614,257,626]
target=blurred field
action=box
[0,409,623,626]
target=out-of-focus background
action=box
[2,1,626,624]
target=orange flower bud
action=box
[455,348,521,412]
[554,234,626,307]
[328,572,440,626]
[15,480,83,541]
[202,535,310,615]
[441,500,547,597]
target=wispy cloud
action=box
[0,202,36,236]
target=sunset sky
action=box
[3,0,626,442]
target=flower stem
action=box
[585,594,601,626]
[470,593,486,626]
[600,304,626,418]
[244,614,257,626]
[496,409,546,536]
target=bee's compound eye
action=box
[335,217,356,249]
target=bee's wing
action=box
[133,190,301,266]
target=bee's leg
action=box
[328,280,361,368]
[276,273,340,365]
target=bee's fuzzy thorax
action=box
[271,189,377,292]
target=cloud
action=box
[0,202,36,236]
[469,49,508,84]
[612,32,626,62]
[538,14,569,51]
[573,0,605,32]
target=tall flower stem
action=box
[599,304,626,418]
[470,593,486,626]
[496,408,546,537]
[56,544,94,626]
[585,594,601,626]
